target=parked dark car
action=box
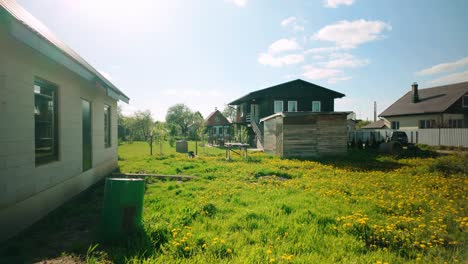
[390,131,409,146]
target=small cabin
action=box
[261,112,349,158]
[204,109,232,145]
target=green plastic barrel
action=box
[101,178,145,241]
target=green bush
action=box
[428,153,468,176]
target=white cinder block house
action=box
[0,0,129,241]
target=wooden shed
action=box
[261,112,349,158]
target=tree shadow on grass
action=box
[298,149,405,172]
[302,147,439,172]
[0,179,159,264]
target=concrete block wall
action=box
[0,23,119,241]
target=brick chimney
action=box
[411,82,419,103]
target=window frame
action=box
[312,101,321,112]
[419,119,435,129]
[34,77,59,166]
[391,121,400,130]
[463,95,468,108]
[287,101,298,112]
[104,104,111,148]
[448,119,463,128]
[274,100,284,113]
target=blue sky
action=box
[17,0,468,120]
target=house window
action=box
[391,121,400,129]
[288,101,298,112]
[104,104,111,148]
[274,100,283,113]
[312,101,321,112]
[463,95,468,108]
[448,119,463,128]
[34,78,58,165]
[419,120,435,129]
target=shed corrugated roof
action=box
[380,82,468,117]
[0,0,129,102]
[361,119,389,129]
[229,79,345,105]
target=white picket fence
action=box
[348,129,468,148]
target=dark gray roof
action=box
[361,119,388,129]
[380,82,468,117]
[0,0,129,102]
[229,79,345,105]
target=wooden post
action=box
[226,147,230,160]
[195,141,198,155]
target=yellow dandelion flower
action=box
[267,249,272,255]
[227,248,232,254]
[184,246,190,252]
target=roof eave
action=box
[1,3,130,103]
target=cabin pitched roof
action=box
[229,79,345,105]
[0,0,129,102]
[380,82,468,117]
[204,110,231,126]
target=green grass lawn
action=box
[1,142,466,264]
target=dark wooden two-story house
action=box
[228,79,345,148]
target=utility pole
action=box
[373,101,377,122]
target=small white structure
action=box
[0,1,129,241]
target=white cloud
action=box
[312,55,325,60]
[258,38,303,67]
[268,38,301,54]
[305,46,344,54]
[416,56,468,76]
[281,16,297,27]
[302,65,342,80]
[313,19,391,49]
[327,76,352,84]
[324,0,354,8]
[281,16,305,31]
[322,53,369,68]
[227,0,247,7]
[258,53,304,67]
[428,70,468,85]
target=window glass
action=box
[312,101,321,112]
[391,121,400,129]
[463,95,468,107]
[104,105,111,148]
[419,119,436,129]
[34,78,58,165]
[448,119,463,128]
[288,101,298,112]
[274,101,283,113]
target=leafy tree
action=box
[165,104,195,139]
[153,121,168,155]
[356,120,371,129]
[188,111,205,141]
[132,110,155,155]
[234,125,249,144]
[222,106,237,123]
